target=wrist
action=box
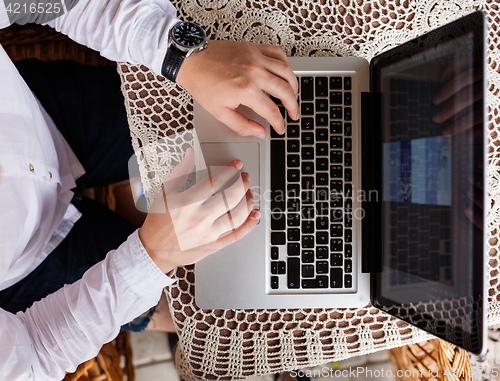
[138,226,176,275]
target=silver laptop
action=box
[192,12,487,355]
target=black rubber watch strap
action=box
[161,45,186,82]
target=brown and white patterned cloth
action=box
[118,0,500,379]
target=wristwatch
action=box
[161,21,208,82]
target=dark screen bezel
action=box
[365,11,486,355]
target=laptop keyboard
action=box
[269,75,354,291]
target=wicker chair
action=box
[0,24,134,381]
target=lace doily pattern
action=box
[118,0,500,379]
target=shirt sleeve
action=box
[0,230,175,381]
[46,0,179,75]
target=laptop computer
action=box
[192,11,487,355]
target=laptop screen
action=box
[370,12,486,355]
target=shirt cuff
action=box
[111,230,176,299]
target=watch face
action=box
[171,22,206,48]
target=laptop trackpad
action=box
[199,142,260,209]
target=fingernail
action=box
[235,160,243,170]
[252,210,261,219]
[254,131,266,139]
[242,172,250,181]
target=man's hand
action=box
[138,148,260,274]
[176,40,299,138]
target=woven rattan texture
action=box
[117,0,500,379]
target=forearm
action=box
[0,230,174,380]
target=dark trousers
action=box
[0,60,146,329]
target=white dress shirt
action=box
[0,1,179,379]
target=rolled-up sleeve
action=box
[0,230,175,381]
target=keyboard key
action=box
[331,253,343,266]
[344,92,352,105]
[287,154,300,167]
[288,184,300,197]
[330,151,342,164]
[344,107,352,121]
[271,232,285,245]
[330,194,343,208]
[287,257,300,288]
[316,231,329,245]
[317,143,328,156]
[302,220,314,234]
[344,213,353,228]
[345,229,353,242]
[287,169,300,182]
[345,274,353,288]
[344,259,352,273]
[301,146,314,160]
[302,250,314,263]
[301,132,314,145]
[316,114,328,127]
[345,138,352,151]
[345,199,353,212]
[331,209,343,221]
[344,122,352,136]
[288,243,300,255]
[316,173,328,186]
[302,235,314,248]
[302,206,315,219]
[287,228,300,242]
[330,180,343,193]
[330,77,342,90]
[271,140,285,210]
[316,217,329,230]
[302,276,328,289]
[316,246,329,259]
[301,117,314,130]
[302,177,314,190]
[316,261,329,274]
[317,188,330,202]
[330,136,342,149]
[271,213,285,230]
[301,102,314,115]
[287,124,300,138]
[345,244,352,257]
[330,239,343,252]
[300,77,314,101]
[302,161,314,174]
[330,121,343,134]
[330,106,342,119]
[287,199,300,213]
[301,191,314,204]
[316,202,328,217]
[302,265,315,278]
[315,77,328,96]
[271,246,279,260]
[331,268,343,288]
[287,139,300,152]
[331,224,343,238]
[316,98,328,112]
[330,165,342,178]
[344,183,352,197]
[316,158,328,171]
[345,153,352,166]
[278,261,286,274]
[271,261,279,274]
[344,76,352,90]
[316,128,328,141]
[345,168,352,182]
[271,276,279,289]
[330,91,342,104]
[287,213,300,227]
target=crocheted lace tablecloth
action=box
[118,1,500,379]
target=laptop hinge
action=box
[361,92,383,274]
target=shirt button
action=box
[29,164,34,173]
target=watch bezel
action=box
[169,21,207,53]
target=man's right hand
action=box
[138,148,260,274]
